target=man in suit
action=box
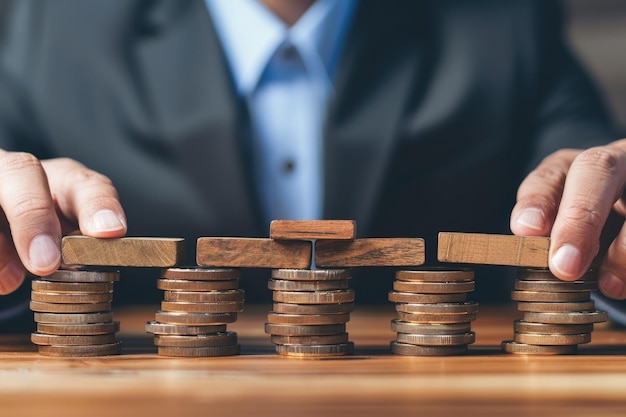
[0,0,624,328]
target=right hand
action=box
[0,151,127,294]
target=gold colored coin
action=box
[31,291,113,304]
[395,302,478,314]
[396,331,475,346]
[275,342,354,357]
[154,310,237,325]
[144,321,227,335]
[271,269,351,281]
[396,311,477,324]
[395,268,474,282]
[264,323,346,336]
[510,290,591,302]
[34,312,113,324]
[388,291,467,304]
[40,270,120,282]
[517,268,597,281]
[32,280,114,293]
[501,340,577,355]
[36,321,119,335]
[513,320,593,335]
[161,267,240,281]
[157,279,239,291]
[523,310,608,325]
[390,320,471,335]
[37,342,121,357]
[268,279,350,291]
[160,301,244,313]
[157,344,240,357]
[516,300,595,313]
[163,289,245,303]
[270,333,350,345]
[30,301,111,313]
[393,281,475,294]
[513,332,591,345]
[390,341,467,356]
[272,302,354,315]
[514,280,598,292]
[31,332,116,346]
[154,332,238,347]
[272,289,355,304]
[266,312,350,325]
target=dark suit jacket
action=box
[0,0,616,310]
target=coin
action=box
[30,301,112,313]
[396,311,477,324]
[388,292,467,304]
[271,269,351,281]
[514,280,598,292]
[34,312,114,324]
[266,312,350,325]
[517,268,597,281]
[264,323,346,336]
[31,332,117,346]
[32,280,114,293]
[160,301,244,313]
[513,332,591,345]
[161,267,240,281]
[41,270,120,282]
[157,344,240,357]
[37,342,121,357]
[272,302,355,315]
[163,290,245,303]
[157,279,239,291]
[390,341,467,356]
[396,331,475,346]
[37,321,120,335]
[153,332,238,347]
[395,302,479,314]
[395,268,474,282]
[144,321,227,335]
[516,300,595,313]
[513,320,593,335]
[501,340,577,355]
[275,342,354,357]
[267,279,350,291]
[392,281,475,294]
[270,333,350,346]
[154,310,238,325]
[510,290,591,302]
[31,291,113,304]
[391,320,472,335]
[272,289,355,304]
[523,310,608,324]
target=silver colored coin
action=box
[516,300,595,313]
[272,302,354,315]
[157,344,240,357]
[275,342,354,357]
[514,280,598,293]
[395,302,478,314]
[511,290,591,302]
[161,267,240,281]
[36,321,119,335]
[513,320,593,335]
[40,270,120,282]
[163,289,245,303]
[270,333,350,346]
[502,340,577,355]
[523,310,608,325]
[390,341,467,356]
[31,332,116,346]
[31,291,113,304]
[154,332,238,347]
[154,310,237,325]
[271,269,351,281]
[30,301,111,313]
[268,279,350,291]
[144,321,227,335]
[514,332,591,346]
[34,312,113,324]
[396,311,477,324]
[396,331,475,346]
[390,320,471,335]
[37,342,121,357]
[32,280,114,293]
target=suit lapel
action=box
[324,1,433,235]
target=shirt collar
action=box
[205,0,355,96]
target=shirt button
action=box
[283,159,296,173]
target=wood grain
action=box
[270,220,356,240]
[437,232,550,267]
[62,236,184,267]
[196,238,312,268]
[315,238,425,267]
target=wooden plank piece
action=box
[437,232,550,267]
[196,238,312,269]
[270,220,356,240]
[62,236,184,267]
[315,238,425,267]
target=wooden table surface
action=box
[1,303,626,417]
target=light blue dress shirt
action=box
[205,0,355,224]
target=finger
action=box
[43,158,127,238]
[510,149,579,236]
[598,221,626,300]
[0,151,61,276]
[549,145,626,280]
[0,231,27,295]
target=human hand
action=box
[0,151,126,294]
[510,139,626,300]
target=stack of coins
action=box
[30,269,121,357]
[503,268,608,355]
[146,267,242,357]
[265,269,355,358]
[388,268,478,356]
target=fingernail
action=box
[29,234,61,272]
[599,272,625,299]
[91,209,125,232]
[0,262,25,294]
[550,244,582,278]
[516,208,545,231]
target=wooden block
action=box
[437,232,550,267]
[270,220,356,240]
[314,238,425,267]
[196,238,312,269]
[62,236,184,267]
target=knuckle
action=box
[575,147,623,174]
[560,202,605,233]
[0,152,41,174]
[530,164,567,186]
[10,194,52,224]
